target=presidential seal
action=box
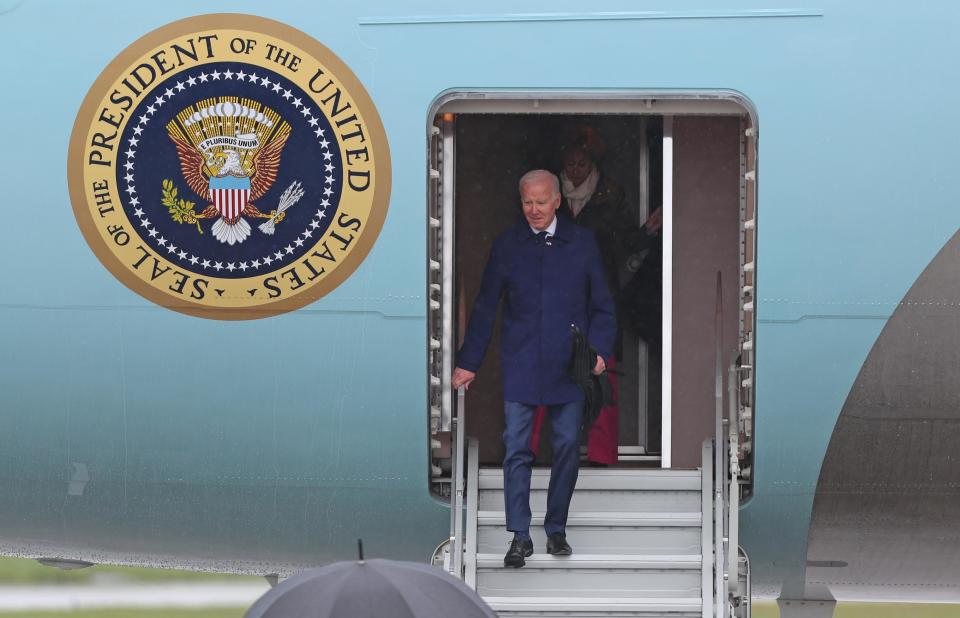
[68,14,390,319]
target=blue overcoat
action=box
[457,216,616,405]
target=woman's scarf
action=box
[561,167,600,218]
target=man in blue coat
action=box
[452,169,616,568]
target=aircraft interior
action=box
[454,113,662,466]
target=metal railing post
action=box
[728,363,740,599]
[451,386,466,578]
[713,273,725,617]
[712,270,748,616]
[464,437,479,589]
[701,439,714,618]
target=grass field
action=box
[0,557,258,585]
[0,557,258,616]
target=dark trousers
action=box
[503,399,583,537]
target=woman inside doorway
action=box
[530,125,662,465]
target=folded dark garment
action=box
[569,324,613,429]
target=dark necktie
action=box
[536,231,552,245]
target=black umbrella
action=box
[245,544,496,618]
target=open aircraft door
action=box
[664,115,756,472]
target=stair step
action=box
[495,611,701,617]
[491,611,702,617]
[476,553,701,569]
[478,468,700,477]
[497,611,701,618]
[473,468,710,614]
[484,596,703,614]
[478,525,701,555]
[477,511,701,528]
[478,488,700,513]
[478,468,700,491]
[479,569,700,599]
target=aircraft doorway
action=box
[452,113,661,467]
[428,95,757,495]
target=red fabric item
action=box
[530,405,547,454]
[530,357,619,464]
[587,356,619,464]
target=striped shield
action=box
[209,175,251,220]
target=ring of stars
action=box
[123,66,339,276]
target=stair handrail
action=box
[728,360,741,600]
[464,437,480,589]
[713,273,725,617]
[449,386,467,578]
[713,271,745,617]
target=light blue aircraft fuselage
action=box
[1,0,958,605]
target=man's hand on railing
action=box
[452,367,476,390]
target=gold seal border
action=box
[67,13,391,321]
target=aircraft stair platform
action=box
[440,394,750,617]
[439,435,749,618]
[474,466,706,617]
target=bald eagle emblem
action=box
[163,97,304,245]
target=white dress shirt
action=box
[530,215,558,238]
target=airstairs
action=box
[442,376,748,614]
[474,462,708,616]
[439,277,751,617]
[445,434,749,618]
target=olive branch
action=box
[161,179,202,234]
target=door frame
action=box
[427,90,758,473]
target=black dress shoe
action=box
[546,533,572,556]
[504,537,534,568]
